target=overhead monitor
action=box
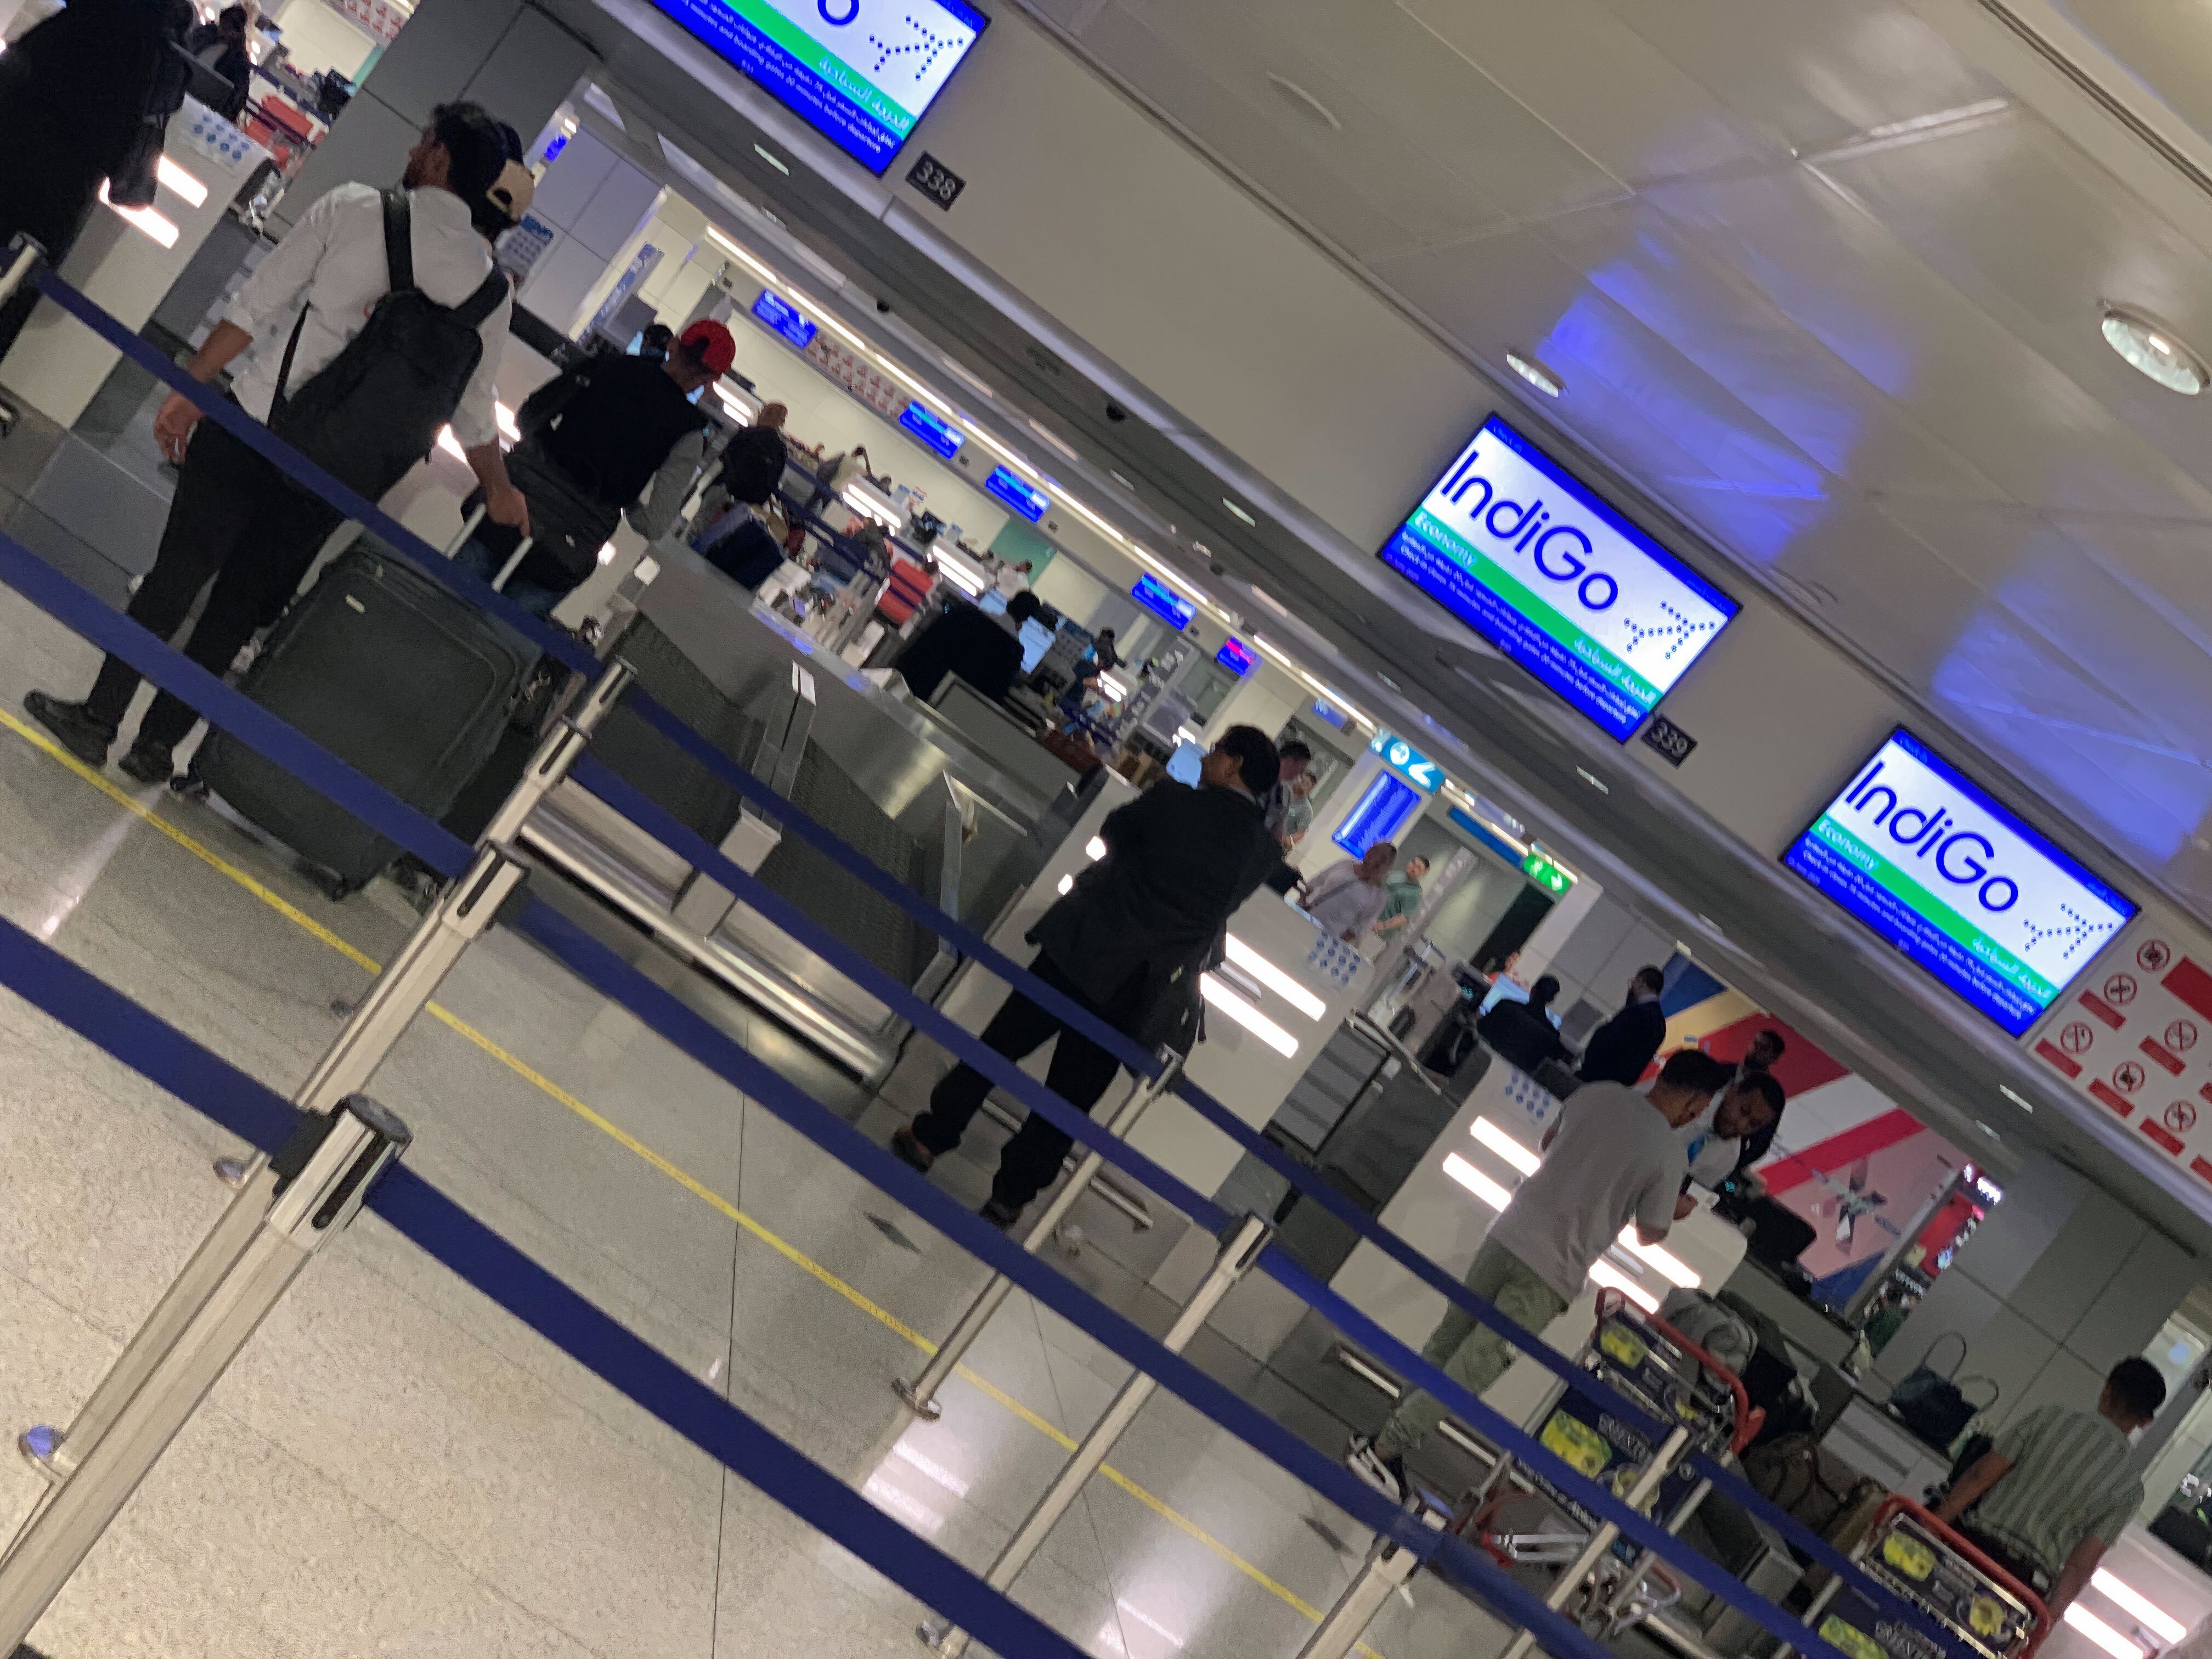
[1131,572,1195,630]
[984,465,1048,522]
[898,402,962,459]
[1784,729,2135,1037]
[1379,414,1737,741]
[751,289,816,349]
[651,0,989,175]
[1216,638,1257,678]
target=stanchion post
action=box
[14,662,631,1486]
[918,1212,1273,1659]
[1293,1501,1448,1659]
[895,1052,1183,1421]
[0,1097,410,1651]
[1493,1423,1691,1659]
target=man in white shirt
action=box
[27,103,528,784]
[1346,1048,1736,1502]
[1680,1069,1783,1190]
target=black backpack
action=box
[269,190,507,503]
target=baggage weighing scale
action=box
[1462,1291,1763,1645]
[1799,1497,2045,1659]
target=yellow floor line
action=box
[0,710,1380,1653]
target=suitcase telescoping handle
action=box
[444,505,486,556]
[492,537,534,593]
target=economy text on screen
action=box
[1379,415,1737,741]
[1783,730,2134,1036]
[653,0,988,174]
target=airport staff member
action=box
[1680,1069,1784,1189]
[893,590,1045,704]
[891,726,1284,1228]
[27,103,528,783]
[1577,966,1669,1086]
[1346,1049,1737,1501]
[1261,741,1314,845]
[1934,1358,2168,1623]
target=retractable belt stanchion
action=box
[0,1096,411,1650]
[1295,1502,1451,1659]
[895,1051,1183,1421]
[919,1212,1274,1659]
[0,663,631,1639]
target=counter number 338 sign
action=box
[906,153,966,211]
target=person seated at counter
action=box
[894,589,1045,704]
[1297,842,1395,944]
[1679,1069,1784,1191]
[1475,973,1571,1074]
[1933,1357,2167,1621]
[1346,1048,1737,1502]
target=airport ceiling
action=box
[540,0,2212,1254]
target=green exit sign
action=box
[1522,850,1575,895]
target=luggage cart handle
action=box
[1592,1289,1764,1455]
[1866,1493,2050,1643]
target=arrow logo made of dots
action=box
[1620,600,1719,663]
[868,15,953,78]
[2022,904,2098,961]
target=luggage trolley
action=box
[1467,1290,1763,1646]
[1793,1497,2045,1659]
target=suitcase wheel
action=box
[308,866,365,902]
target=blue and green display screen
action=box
[1381,415,1736,741]
[654,0,989,174]
[1784,730,2134,1036]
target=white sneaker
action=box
[1344,1436,1406,1503]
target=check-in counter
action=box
[518,538,1095,1079]
[1327,1058,1749,1433]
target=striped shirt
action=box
[1970,1404,2140,1577]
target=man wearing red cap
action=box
[454,317,737,617]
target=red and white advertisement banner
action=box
[2029,918,2212,1186]
[804,336,905,419]
[327,0,408,43]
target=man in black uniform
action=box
[1577,964,1668,1086]
[892,726,1284,1226]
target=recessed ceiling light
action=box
[1998,1084,2034,1113]
[1026,418,1080,461]
[1109,469,1135,490]
[1575,767,1609,794]
[1266,74,1342,130]
[1976,1120,2000,1138]
[753,144,789,176]
[1378,673,1401,691]
[1222,498,1257,527]
[2100,303,2207,394]
[1506,352,1565,398]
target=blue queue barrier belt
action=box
[558,757,1956,1659]
[0,914,1097,1659]
[23,269,1949,1658]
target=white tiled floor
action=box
[0,583,1514,1659]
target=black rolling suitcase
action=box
[189,539,536,898]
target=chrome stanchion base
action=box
[917,1616,953,1650]
[212,1156,249,1188]
[15,1427,60,1482]
[891,1376,944,1424]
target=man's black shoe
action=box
[980,1198,1022,1231]
[24,692,115,768]
[117,741,174,787]
[890,1125,935,1173]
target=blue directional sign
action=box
[1368,730,1443,793]
[898,402,963,460]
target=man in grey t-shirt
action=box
[1347,1049,1735,1502]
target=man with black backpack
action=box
[451,318,734,618]
[27,101,530,784]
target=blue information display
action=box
[1380,415,1737,741]
[1216,638,1257,678]
[1334,775,1421,859]
[1131,572,1195,630]
[984,466,1047,522]
[898,402,962,459]
[751,290,817,349]
[652,0,989,176]
[1784,730,2135,1036]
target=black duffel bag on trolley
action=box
[1888,1332,1999,1449]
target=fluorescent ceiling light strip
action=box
[2067,1605,2147,1659]
[1026,417,1080,461]
[1056,492,1127,545]
[1199,973,1299,1057]
[1617,1227,1699,1288]
[1588,1259,1660,1312]
[1441,1152,1513,1211]
[2091,1572,2185,1643]
[156,155,206,208]
[953,416,1036,479]
[1470,1116,1541,1177]
[1224,935,1328,1021]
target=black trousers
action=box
[85,415,342,751]
[909,953,1136,1212]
